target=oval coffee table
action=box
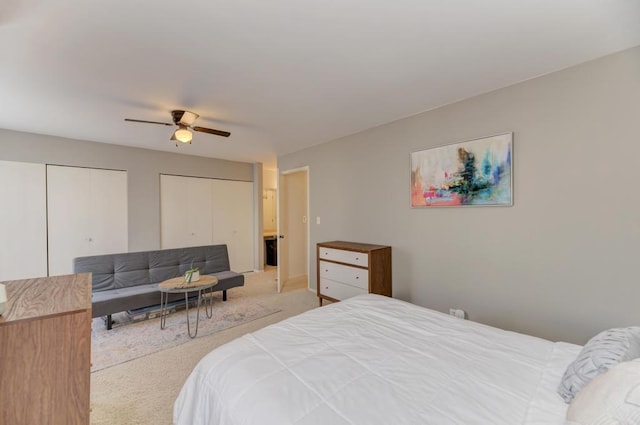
[158,275,218,338]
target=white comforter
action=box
[174,294,580,425]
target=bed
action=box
[174,294,589,424]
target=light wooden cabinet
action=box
[160,174,254,272]
[47,165,128,276]
[0,160,48,280]
[0,273,91,425]
[263,189,276,232]
[317,241,392,306]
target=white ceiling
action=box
[1,1,639,168]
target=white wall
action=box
[0,130,254,253]
[278,46,640,344]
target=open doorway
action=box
[277,167,309,293]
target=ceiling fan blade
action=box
[192,126,231,138]
[124,118,173,126]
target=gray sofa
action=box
[73,244,244,329]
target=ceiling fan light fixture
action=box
[173,126,192,143]
[179,111,199,125]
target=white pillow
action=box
[558,327,640,403]
[566,359,640,425]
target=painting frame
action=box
[410,133,513,208]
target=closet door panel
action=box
[47,166,128,276]
[47,166,90,276]
[211,180,254,272]
[0,161,47,280]
[186,177,214,247]
[160,174,190,248]
[88,169,128,255]
[160,175,213,249]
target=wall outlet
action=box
[449,308,466,319]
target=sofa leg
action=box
[223,290,227,301]
[105,314,113,330]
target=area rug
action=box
[91,293,280,372]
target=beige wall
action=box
[278,46,640,344]
[0,130,254,253]
[263,168,278,190]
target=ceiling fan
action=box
[124,110,230,145]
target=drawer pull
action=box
[356,276,359,279]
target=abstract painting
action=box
[411,133,512,207]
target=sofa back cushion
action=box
[73,245,232,292]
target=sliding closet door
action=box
[47,166,128,276]
[211,180,254,273]
[160,175,214,249]
[160,175,254,272]
[0,160,47,280]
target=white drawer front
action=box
[319,260,368,289]
[319,278,367,301]
[319,247,368,267]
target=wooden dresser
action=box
[317,241,392,306]
[0,273,92,425]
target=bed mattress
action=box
[174,294,581,425]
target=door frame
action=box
[276,166,310,293]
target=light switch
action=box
[316,216,321,225]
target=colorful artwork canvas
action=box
[411,133,512,207]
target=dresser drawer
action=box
[319,278,367,301]
[318,247,368,267]
[319,260,368,290]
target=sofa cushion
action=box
[113,252,153,289]
[92,283,161,317]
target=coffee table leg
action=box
[204,286,213,319]
[185,290,202,338]
[160,291,168,329]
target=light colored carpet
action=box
[91,290,281,372]
[90,268,318,425]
